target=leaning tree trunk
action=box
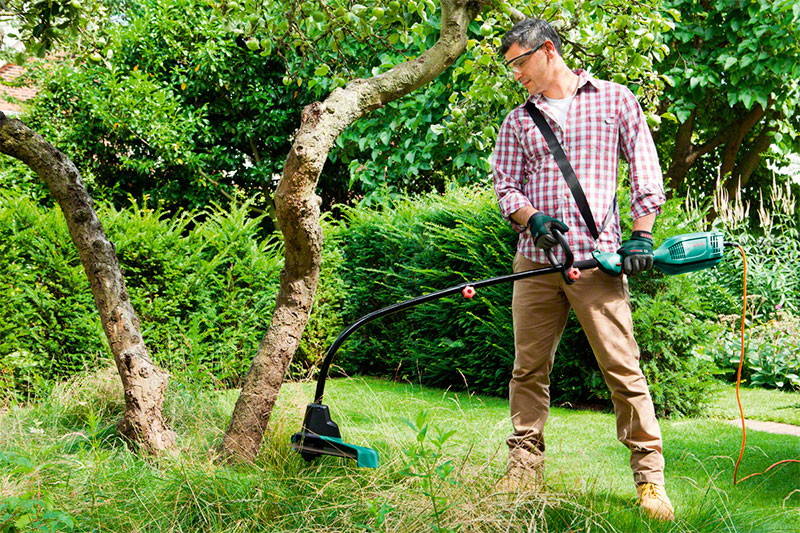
[221,0,484,461]
[0,112,176,454]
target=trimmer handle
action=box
[546,228,580,284]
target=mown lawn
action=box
[1,370,798,532]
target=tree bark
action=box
[724,121,777,198]
[221,0,484,462]
[665,109,696,192]
[0,112,176,454]
[719,103,766,181]
[665,104,767,195]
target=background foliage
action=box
[0,193,283,400]
[2,0,799,412]
[10,0,672,211]
[656,0,800,200]
[18,0,307,215]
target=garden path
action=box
[728,419,800,437]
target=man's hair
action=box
[499,18,563,58]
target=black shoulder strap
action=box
[524,101,603,241]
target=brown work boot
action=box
[497,446,544,493]
[637,482,675,521]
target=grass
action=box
[1,367,799,532]
[706,386,800,426]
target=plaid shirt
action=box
[492,70,665,264]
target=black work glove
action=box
[617,230,654,275]
[527,212,569,251]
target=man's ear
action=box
[542,40,555,59]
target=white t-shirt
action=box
[543,91,577,128]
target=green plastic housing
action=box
[318,436,379,468]
[653,230,724,275]
[592,249,622,276]
[592,231,725,277]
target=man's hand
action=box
[527,212,569,250]
[617,231,654,275]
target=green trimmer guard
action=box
[291,403,379,468]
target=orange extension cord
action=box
[731,244,800,485]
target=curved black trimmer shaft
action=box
[312,229,582,404]
[291,229,593,466]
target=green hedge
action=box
[316,185,719,417]
[6,182,766,415]
[0,194,282,398]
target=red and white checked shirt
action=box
[492,70,665,264]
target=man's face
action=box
[504,41,549,96]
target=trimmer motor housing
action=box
[653,231,724,275]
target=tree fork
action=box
[719,102,767,182]
[221,0,484,462]
[0,112,177,454]
[665,103,768,196]
[725,120,778,198]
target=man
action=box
[491,19,674,521]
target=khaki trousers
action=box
[507,253,665,486]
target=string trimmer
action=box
[291,230,726,467]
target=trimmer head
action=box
[290,403,379,468]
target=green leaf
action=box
[674,107,691,123]
[661,111,678,123]
[724,56,737,70]
[415,410,427,430]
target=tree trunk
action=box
[665,109,696,192]
[719,103,766,182]
[664,104,768,197]
[221,0,484,462]
[0,112,176,454]
[724,121,777,199]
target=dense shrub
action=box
[0,194,283,400]
[314,185,718,416]
[0,195,107,396]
